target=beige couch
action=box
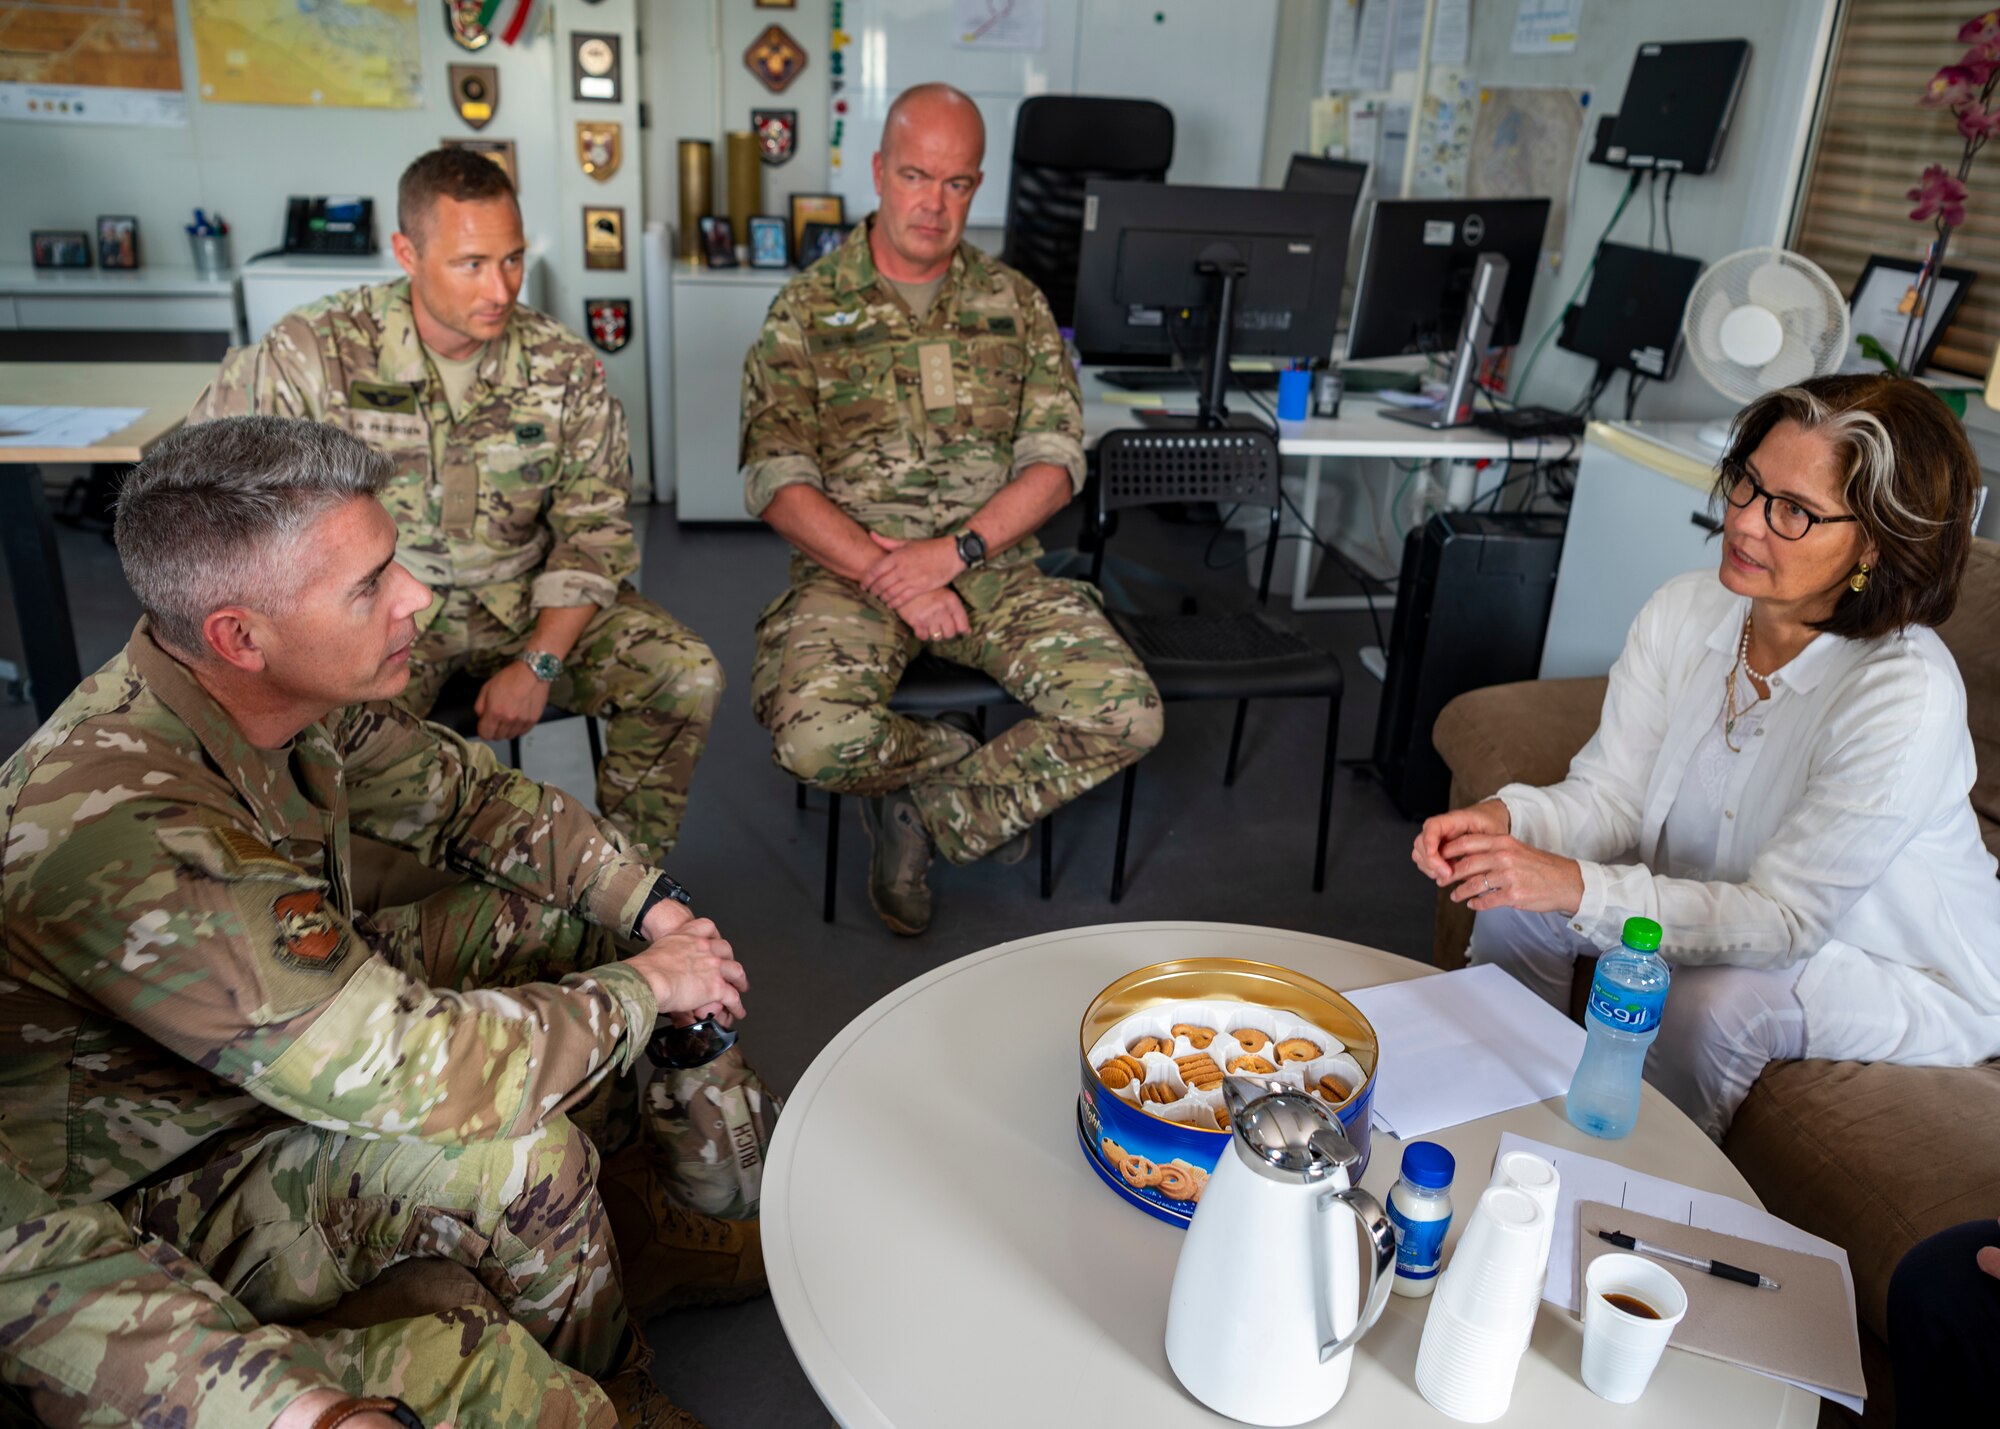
[1429,538,2000,1426]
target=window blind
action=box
[1792,0,2000,376]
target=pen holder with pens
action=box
[188,232,231,276]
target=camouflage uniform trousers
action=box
[69,883,643,1429]
[399,584,723,860]
[751,562,1164,864]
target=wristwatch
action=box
[517,649,563,683]
[954,529,988,568]
[630,870,693,939]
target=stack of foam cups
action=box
[1488,1150,1561,1350]
[1413,1186,1547,1422]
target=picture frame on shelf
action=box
[789,192,844,255]
[1842,253,1976,375]
[31,230,92,270]
[96,216,139,270]
[700,215,740,268]
[798,221,849,269]
[748,214,790,269]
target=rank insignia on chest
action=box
[350,380,418,415]
[753,108,797,165]
[272,890,347,972]
[576,121,621,181]
[586,298,632,353]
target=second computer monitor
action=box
[1072,180,1355,367]
[1346,198,1552,362]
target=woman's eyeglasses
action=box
[1721,465,1861,541]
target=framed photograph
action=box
[583,205,626,271]
[699,215,739,268]
[798,221,850,269]
[748,214,790,269]
[789,192,845,255]
[96,216,139,269]
[31,230,92,270]
[1841,254,1976,375]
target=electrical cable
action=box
[1646,170,1657,250]
[1280,487,1388,648]
[1624,370,1647,421]
[1662,172,1677,255]
[1511,171,1643,400]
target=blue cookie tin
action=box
[1077,958,1379,1228]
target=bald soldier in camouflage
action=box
[742,83,1162,935]
[192,147,717,860]
[0,418,752,1429]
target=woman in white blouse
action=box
[1413,375,2000,1140]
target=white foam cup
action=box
[1488,1150,1560,1277]
[1580,1253,1689,1403]
[1415,1291,1526,1421]
[1438,1186,1545,1328]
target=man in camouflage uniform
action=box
[192,147,717,861]
[0,417,755,1429]
[742,82,1162,935]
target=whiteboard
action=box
[828,0,1278,230]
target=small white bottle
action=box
[1386,1141,1456,1298]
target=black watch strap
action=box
[955,530,987,567]
[630,871,693,939]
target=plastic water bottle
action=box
[1564,917,1671,1140]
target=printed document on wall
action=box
[1321,0,1361,91]
[953,0,1046,51]
[1512,0,1584,56]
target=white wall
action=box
[1,1,653,483]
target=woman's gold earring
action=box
[1849,561,1871,593]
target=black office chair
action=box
[1000,95,1174,329]
[1091,428,1344,901]
[796,656,1055,922]
[428,671,602,774]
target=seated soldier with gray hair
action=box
[0,416,751,1429]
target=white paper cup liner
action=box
[1580,1254,1689,1403]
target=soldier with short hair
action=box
[0,416,753,1429]
[192,147,716,861]
[741,82,1163,935]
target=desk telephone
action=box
[283,196,376,256]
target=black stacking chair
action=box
[1091,428,1343,901]
[798,656,1054,923]
[428,671,602,774]
[1000,95,1175,329]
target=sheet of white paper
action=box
[1353,0,1393,90]
[1378,100,1412,195]
[1390,0,1423,73]
[1348,103,1383,171]
[1321,0,1361,91]
[0,405,147,449]
[1428,0,1470,67]
[1512,0,1583,55]
[1495,1132,1863,1413]
[1346,964,1587,1139]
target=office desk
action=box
[0,362,215,720]
[1080,376,1560,611]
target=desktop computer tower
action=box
[1372,511,1567,820]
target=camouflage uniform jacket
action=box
[190,279,635,636]
[0,624,660,1212]
[739,219,1085,597]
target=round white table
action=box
[764,922,1817,1427]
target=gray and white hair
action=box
[114,415,389,658]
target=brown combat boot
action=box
[598,1143,767,1318]
[861,787,936,934]
[600,1330,711,1429]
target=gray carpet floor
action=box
[0,499,1437,1426]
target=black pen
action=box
[1598,1229,1781,1290]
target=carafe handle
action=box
[1314,1184,1395,1365]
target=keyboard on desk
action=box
[1096,367,1281,392]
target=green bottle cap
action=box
[1622,917,1662,952]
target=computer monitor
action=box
[1284,154,1370,201]
[1346,198,1552,362]
[1073,180,1356,425]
